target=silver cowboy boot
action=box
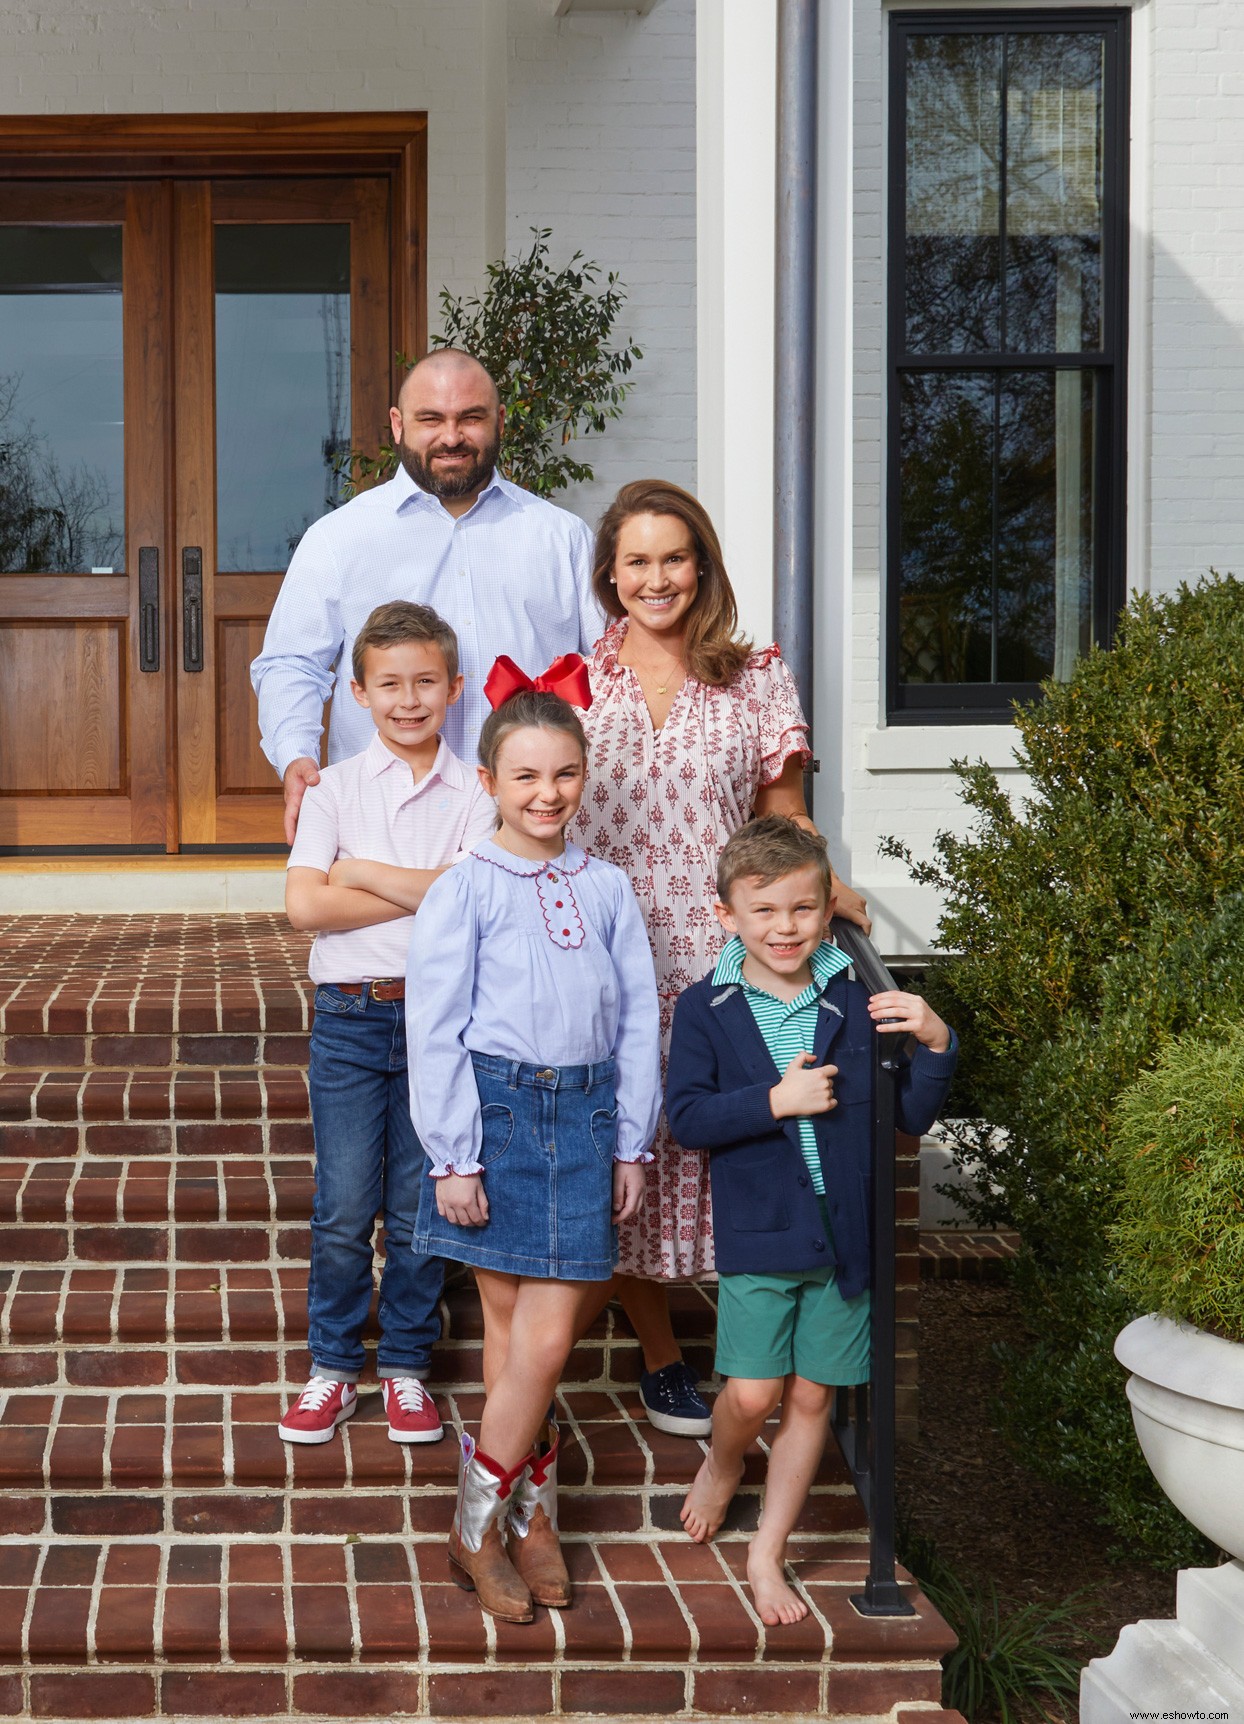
[507,1415,571,1609]
[448,1431,533,1623]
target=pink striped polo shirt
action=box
[287,731,496,984]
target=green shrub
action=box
[898,1522,1088,1723]
[1111,1023,1244,1340]
[885,574,1244,1565]
[996,1266,1211,1567]
[344,229,642,499]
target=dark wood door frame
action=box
[0,115,426,854]
[0,113,427,416]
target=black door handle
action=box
[139,546,160,672]
[182,547,204,672]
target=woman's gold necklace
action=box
[629,653,684,696]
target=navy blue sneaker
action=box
[638,1361,712,1437]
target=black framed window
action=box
[887,10,1129,721]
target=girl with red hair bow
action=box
[406,662,661,1624]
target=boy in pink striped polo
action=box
[281,602,495,1445]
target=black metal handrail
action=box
[829,916,916,1617]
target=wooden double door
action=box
[0,119,425,851]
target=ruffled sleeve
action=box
[601,868,662,1163]
[750,646,812,786]
[405,865,484,1177]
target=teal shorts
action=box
[714,1197,870,1385]
[715,1266,870,1385]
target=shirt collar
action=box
[391,460,506,518]
[365,731,466,793]
[474,835,589,877]
[712,936,850,1000]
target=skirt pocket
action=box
[479,1102,515,1167]
[589,1106,619,1168]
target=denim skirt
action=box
[414,1053,619,1281]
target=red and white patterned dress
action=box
[573,619,811,1280]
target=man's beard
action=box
[397,428,501,500]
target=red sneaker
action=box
[382,1376,444,1444]
[278,1377,357,1445]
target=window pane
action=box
[1005,33,1105,352]
[905,32,1002,353]
[0,226,124,575]
[997,370,1097,680]
[215,224,351,573]
[899,368,1098,689]
[898,372,995,684]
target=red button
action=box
[562,929,570,937]
[555,900,563,908]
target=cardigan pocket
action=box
[721,1153,791,1233]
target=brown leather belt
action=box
[332,979,405,1002]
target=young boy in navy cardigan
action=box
[665,816,957,1627]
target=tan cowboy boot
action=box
[508,1416,572,1609]
[448,1432,534,1623]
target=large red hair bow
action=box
[483,653,593,711]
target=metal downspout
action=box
[774,0,819,741]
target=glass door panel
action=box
[174,177,391,848]
[214,222,351,572]
[0,226,125,575]
[0,184,169,848]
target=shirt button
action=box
[457,568,466,577]
[797,1174,809,1188]
[812,1237,825,1252]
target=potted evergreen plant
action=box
[1111,1017,1244,1558]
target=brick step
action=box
[0,1530,950,1723]
[0,1067,310,1128]
[0,1027,311,1071]
[0,967,311,1043]
[0,1268,715,1350]
[0,1372,948,1723]
[1,1155,316,1265]
[0,1275,716,1401]
[2,1154,314,1222]
[0,1384,843,1507]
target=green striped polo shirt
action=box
[711,936,851,1194]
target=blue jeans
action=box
[307,985,443,1379]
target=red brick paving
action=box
[0,914,951,1717]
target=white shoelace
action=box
[387,1377,427,1412]
[295,1376,343,1412]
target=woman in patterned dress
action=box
[573,479,868,1436]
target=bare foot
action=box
[679,1451,742,1543]
[746,1549,809,1626]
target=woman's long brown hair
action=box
[591,480,752,687]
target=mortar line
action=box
[20,1541,49,1662]
[83,1540,107,1665]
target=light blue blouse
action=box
[406,838,662,1176]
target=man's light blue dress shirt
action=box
[250,465,603,777]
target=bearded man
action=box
[252,349,601,842]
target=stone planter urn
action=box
[1114,1312,1244,1560]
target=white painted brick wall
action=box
[1147,1,1244,593]
[841,0,1244,953]
[1,0,696,539]
[505,0,697,529]
[0,0,498,311]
